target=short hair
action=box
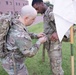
[21,5,37,18]
[32,0,43,6]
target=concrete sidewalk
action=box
[32,16,43,25]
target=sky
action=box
[28,0,53,5]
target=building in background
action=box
[0,0,28,14]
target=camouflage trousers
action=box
[1,54,28,75]
[45,41,64,75]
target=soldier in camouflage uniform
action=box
[1,5,47,75]
[32,0,64,75]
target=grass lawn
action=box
[0,22,76,75]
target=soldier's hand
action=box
[50,32,59,41]
[37,33,45,38]
[38,36,47,44]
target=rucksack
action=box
[0,13,12,58]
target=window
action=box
[6,1,8,5]
[11,11,13,14]
[10,1,12,5]
[19,3,20,6]
[7,11,9,13]
[0,2,1,5]
[16,2,17,5]
[0,12,3,15]
[23,3,25,6]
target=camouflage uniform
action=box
[43,6,64,75]
[1,19,41,75]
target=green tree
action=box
[44,1,53,7]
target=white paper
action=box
[51,0,76,41]
[54,14,73,41]
[73,0,76,13]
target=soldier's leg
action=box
[17,64,29,75]
[1,57,14,75]
[1,56,29,75]
[2,63,29,75]
[47,41,64,75]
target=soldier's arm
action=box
[29,32,45,39]
[44,21,55,39]
[44,11,56,40]
[14,33,46,57]
[28,32,38,39]
[21,41,41,57]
